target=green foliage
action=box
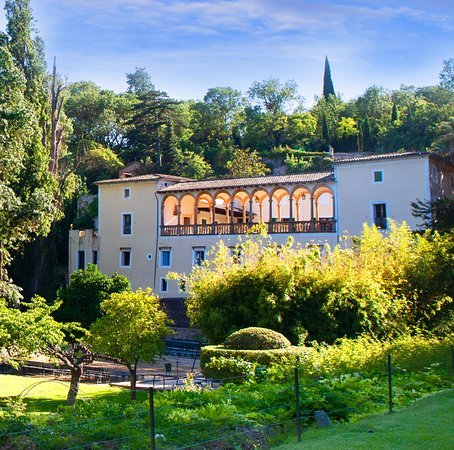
[89,288,171,370]
[411,197,454,232]
[126,66,155,96]
[439,58,454,91]
[55,264,130,328]
[226,147,270,177]
[296,334,453,378]
[1,334,452,449]
[73,196,98,230]
[201,345,302,379]
[224,327,291,350]
[323,56,336,99]
[183,223,453,345]
[77,141,123,190]
[0,8,57,296]
[284,152,332,173]
[0,296,65,365]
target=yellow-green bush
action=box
[200,345,303,379]
[300,334,454,377]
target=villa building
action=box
[69,152,454,300]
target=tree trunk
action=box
[67,366,82,406]
[128,366,137,400]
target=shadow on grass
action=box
[1,384,149,413]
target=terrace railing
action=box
[160,219,336,236]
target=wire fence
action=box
[0,345,452,449]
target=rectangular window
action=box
[159,248,171,267]
[92,250,98,265]
[123,188,130,199]
[229,246,242,264]
[193,247,206,266]
[373,170,383,183]
[122,213,132,235]
[160,278,168,293]
[373,203,387,229]
[77,251,85,270]
[120,248,132,267]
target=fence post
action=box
[149,387,155,450]
[387,354,393,414]
[294,366,301,442]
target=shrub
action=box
[224,327,291,350]
[201,345,303,379]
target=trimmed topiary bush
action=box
[223,327,291,350]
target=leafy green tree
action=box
[322,113,330,144]
[323,56,336,99]
[226,148,270,177]
[391,100,399,123]
[203,87,243,144]
[0,295,95,405]
[336,117,359,152]
[77,141,123,190]
[125,89,179,165]
[0,296,64,365]
[411,197,454,232]
[362,115,373,151]
[285,112,317,149]
[247,78,302,148]
[55,264,131,328]
[5,0,47,108]
[126,67,155,96]
[0,12,57,301]
[65,81,133,153]
[311,95,345,150]
[439,58,454,92]
[89,289,171,399]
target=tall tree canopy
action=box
[126,66,155,96]
[439,58,454,92]
[0,0,57,300]
[323,56,336,99]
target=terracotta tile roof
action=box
[158,171,334,193]
[95,173,192,185]
[333,151,429,164]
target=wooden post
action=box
[387,354,393,414]
[295,366,301,442]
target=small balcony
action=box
[160,219,336,236]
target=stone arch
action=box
[313,185,334,219]
[291,186,311,222]
[195,191,213,225]
[270,186,291,221]
[161,194,179,226]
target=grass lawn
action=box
[0,374,127,413]
[279,389,454,449]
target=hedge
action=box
[200,345,304,379]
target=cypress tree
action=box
[162,121,183,175]
[322,113,330,144]
[323,56,336,99]
[391,101,399,123]
[362,115,372,151]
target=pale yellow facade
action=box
[68,152,454,298]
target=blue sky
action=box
[1,0,453,105]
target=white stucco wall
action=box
[335,155,430,236]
